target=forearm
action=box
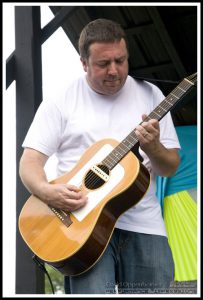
[135,116,180,177]
[146,143,180,177]
[19,149,49,200]
[19,148,87,211]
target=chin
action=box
[94,82,124,95]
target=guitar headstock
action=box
[185,72,197,85]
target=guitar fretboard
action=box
[102,76,196,170]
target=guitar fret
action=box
[114,147,127,158]
[114,147,125,156]
[126,134,138,146]
[104,147,124,168]
[103,133,138,169]
[164,98,174,107]
[119,142,131,152]
[170,92,179,99]
[177,86,186,93]
[177,86,186,92]
[123,140,134,147]
[104,155,117,166]
[112,151,122,160]
[150,110,161,119]
[155,106,167,113]
[184,78,195,85]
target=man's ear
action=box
[80,57,88,72]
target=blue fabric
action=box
[156,125,197,209]
[65,228,174,294]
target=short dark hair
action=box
[79,18,128,59]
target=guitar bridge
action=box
[49,206,73,227]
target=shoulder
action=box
[128,75,163,94]
[127,76,165,105]
[44,75,86,112]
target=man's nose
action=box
[107,62,118,76]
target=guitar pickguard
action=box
[68,144,125,221]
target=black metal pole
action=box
[15,6,44,294]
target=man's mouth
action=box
[104,79,120,85]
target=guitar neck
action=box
[102,75,196,170]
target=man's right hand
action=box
[40,183,88,212]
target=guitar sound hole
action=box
[84,164,110,190]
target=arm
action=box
[19,148,87,211]
[135,115,180,177]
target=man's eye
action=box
[116,59,125,64]
[98,62,108,67]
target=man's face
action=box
[81,38,129,96]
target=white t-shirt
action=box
[22,75,180,236]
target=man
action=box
[19,19,180,294]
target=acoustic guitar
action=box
[19,73,197,276]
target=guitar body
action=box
[19,138,150,276]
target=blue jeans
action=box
[64,228,174,294]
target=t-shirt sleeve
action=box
[159,112,181,149]
[22,100,63,157]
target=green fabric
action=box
[164,190,197,281]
